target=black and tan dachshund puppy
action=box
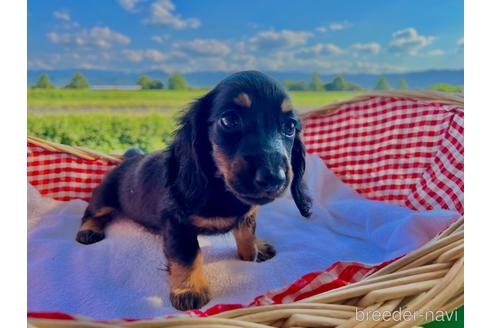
[75,70,312,311]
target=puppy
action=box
[75,71,312,311]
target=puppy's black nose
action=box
[254,167,286,193]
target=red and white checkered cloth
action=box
[303,96,464,214]
[27,95,464,322]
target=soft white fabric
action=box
[27,154,459,319]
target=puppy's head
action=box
[179,71,311,217]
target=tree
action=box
[398,79,410,90]
[33,73,55,89]
[331,75,346,91]
[150,79,164,90]
[137,75,164,90]
[324,75,364,91]
[65,72,89,89]
[374,76,391,90]
[137,75,153,89]
[309,72,324,91]
[168,73,188,90]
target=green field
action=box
[28,112,178,153]
[27,89,362,153]
[28,89,361,110]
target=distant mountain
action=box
[27,69,464,90]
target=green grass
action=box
[27,89,207,109]
[27,89,361,110]
[291,91,361,109]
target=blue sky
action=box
[28,0,464,74]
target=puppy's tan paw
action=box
[256,240,276,262]
[170,288,211,311]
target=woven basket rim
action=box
[28,135,123,165]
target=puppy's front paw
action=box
[76,230,105,244]
[170,288,211,311]
[256,240,276,262]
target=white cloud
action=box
[151,34,170,43]
[256,51,295,70]
[172,39,230,57]
[227,53,257,71]
[146,0,201,29]
[242,49,407,74]
[29,52,113,71]
[123,49,165,62]
[316,22,350,32]
[119,43,410,74]
[350,42,381,55]
[249,30,312,51]
[145,49,167,62]
[295,43,344,58]
[47,32,71,44]
[389,27,434,55]
[53,10,70,21]
[118,0,144,12]
[122,48,189,63]
[149,56,232,73]
[427,49,445,56]
[329,22,349,31]
[47,27,131,49]
[123,49,145,62]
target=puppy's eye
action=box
[282,119,297,137]
[219,112,241,129]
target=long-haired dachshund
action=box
[75,70,312,311]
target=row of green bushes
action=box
[28,112,178,153]
[33,72,89,90]
[284,74,406,92]
[284,73,463,92]
[32,72,190,90]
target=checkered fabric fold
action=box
[27,95,464,321]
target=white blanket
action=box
[27,155,458,319]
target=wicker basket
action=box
[27,91,464,328]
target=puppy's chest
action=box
[190,215,238,234]
[191,185,251,234]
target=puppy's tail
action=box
[123,147,145,159]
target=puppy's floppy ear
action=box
[290,129,312,218]
[171,91,215,205]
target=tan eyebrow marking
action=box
[234,92,252,108]
[281,98,293,112]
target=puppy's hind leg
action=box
[76,206,116,245]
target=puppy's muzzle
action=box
[233,152,289,203]
[254,166,286,194]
